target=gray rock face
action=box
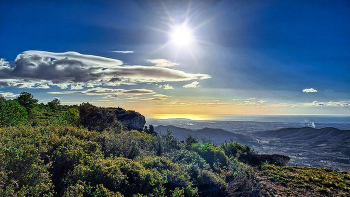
[117,111,146,131]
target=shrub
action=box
[79,103,121,132]
[137,156,197,197]
[15,92,38,114]
[0,99,28,126]
[101,130,155,159]
[192,143,228,171]
[220,141,254,163]
[65,157,164,197]
[0,126,54,196]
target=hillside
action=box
[1,93,350,196]
[155,125,255,146]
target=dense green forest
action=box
[1,92,349,196]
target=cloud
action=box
[258,100,267,104]
[0,91,17,98]
[163,84,174,90]
[112,51,134,54]
[303,88,317,93]
[0,51,210,89]
[183,81,199,88]
[242,101,256,105]
[303,100,350,107]
[48,87,155,97]
[147,59,179,67]
[70,84,84,90]
[126,96,168,101]
[153,94,170,98]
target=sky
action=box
[0,0,349,119]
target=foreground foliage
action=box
[0,125,259,196]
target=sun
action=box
[169,25,194,46]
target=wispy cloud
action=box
[48,87,155,97]
[183,81,199,88]
[0,51,210,89]
[126,96,168,101]
[147,59,179,67]
[112,51,134,54]
[303,100,350,107]
[303,88,317,93]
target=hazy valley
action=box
[152,119,350,171]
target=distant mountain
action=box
[155,125,256,146]
[254,127,350,170]
[256,127,350,140]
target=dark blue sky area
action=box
[0,0,349,115]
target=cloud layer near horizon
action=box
[0,51,210,89]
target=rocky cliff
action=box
[116,110,146,131]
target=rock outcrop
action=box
[116,110,146,131]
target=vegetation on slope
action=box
[0,92,349,196]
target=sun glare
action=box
[170,25,194,46]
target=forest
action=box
[1,92,349,197]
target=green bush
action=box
[0,126,54,196]
[0,99,28,126]
[102,130,155,159]
[65,157,164,197]
[192,143,228,171]
[137,156,197,197]
[220,141,254,163]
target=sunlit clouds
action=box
[162,84,174,90]
[0,51,210,89]
[183,81,199,88]
[147,59,179,67]
[112,51,134,54]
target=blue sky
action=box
[1,0,349,118]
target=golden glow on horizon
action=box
[149,114,217,120]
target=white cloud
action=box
[0,92,17,98]
[0,58,9,67]
[303,88,317,93]
[0,51,210,89]
[163,84,174,90]
[70,84,84,90]
[147,59,179,67]
[112,51,134,54]
[35,84,50,89]
[258,100,267,104]
[243,101,256,105]
[183,81,199,88]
